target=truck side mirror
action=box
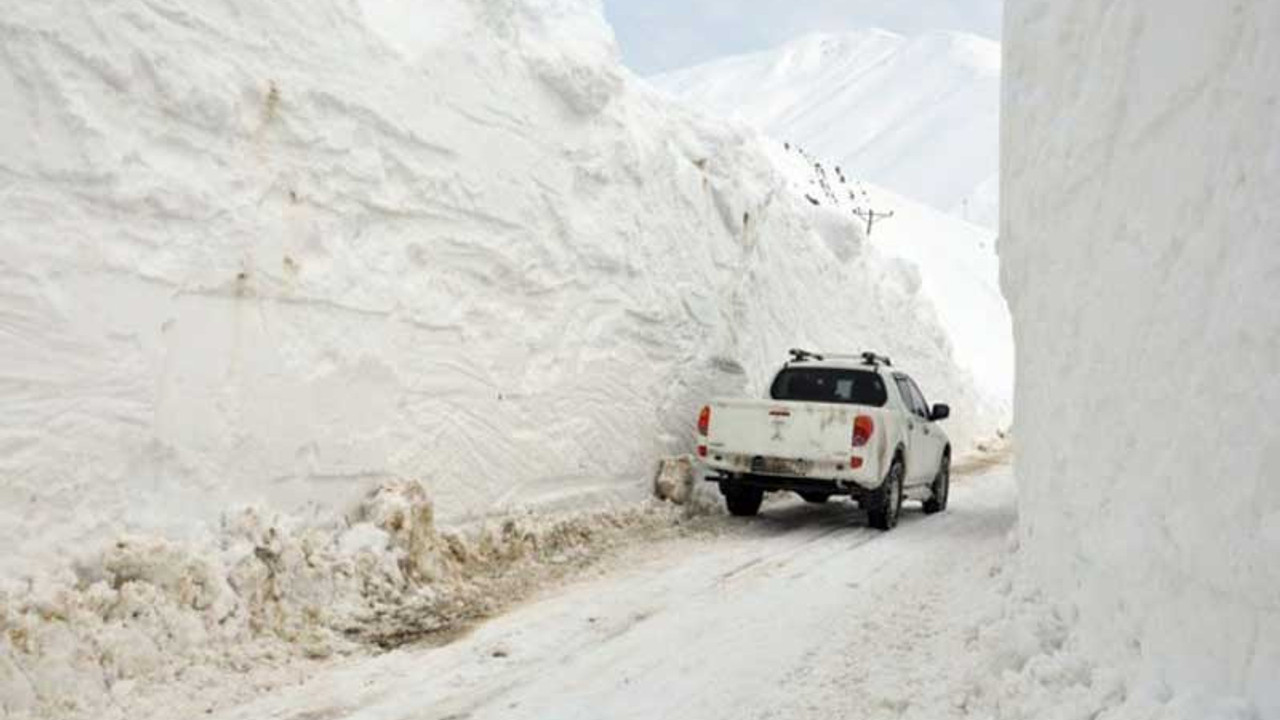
[930,403,950,421]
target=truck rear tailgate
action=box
[706,398,857,461]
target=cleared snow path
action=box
[211,464,1014,720]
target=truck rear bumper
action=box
[701,453,880,494]
[707,472,853,496]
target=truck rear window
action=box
[769,368,888,406]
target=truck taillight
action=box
[698,405,711,436]
[852,415,874,447]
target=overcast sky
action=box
[602,0,1002,75]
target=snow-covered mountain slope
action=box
[767,144,1011,405]
[0,0,1000,584]
[652,30,1001,228]
[1002,1,1280,717]
[605,0,1003,75]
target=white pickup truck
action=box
[696,350,952,530]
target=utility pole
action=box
[852,208,895,236]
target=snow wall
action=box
[1003,1,1280,716]
[0,0,996,578]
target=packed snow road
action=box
[213,462,1014,720]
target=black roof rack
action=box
[787,348,892,367]
[859,352,892,367]
[788,348,824,363]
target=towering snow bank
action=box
[1003,1,1280,716]
[653,30,1001,228]
[0,0,996,579]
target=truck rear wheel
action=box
[724,485,764,517]
[866,458,904,531]
[923,452,950,515]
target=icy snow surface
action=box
[653,30,1001,228]
[1002,1,1280,717]
[0,0,999,579]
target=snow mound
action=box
[652,29,1001,228]
[1002,1,1280,716]
[0,478,692,718]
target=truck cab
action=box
[697,350,952,530]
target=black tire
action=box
[923,452,951,515]
[798,492,830,504]
[867,458,904,531]
[724,486,764,517]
